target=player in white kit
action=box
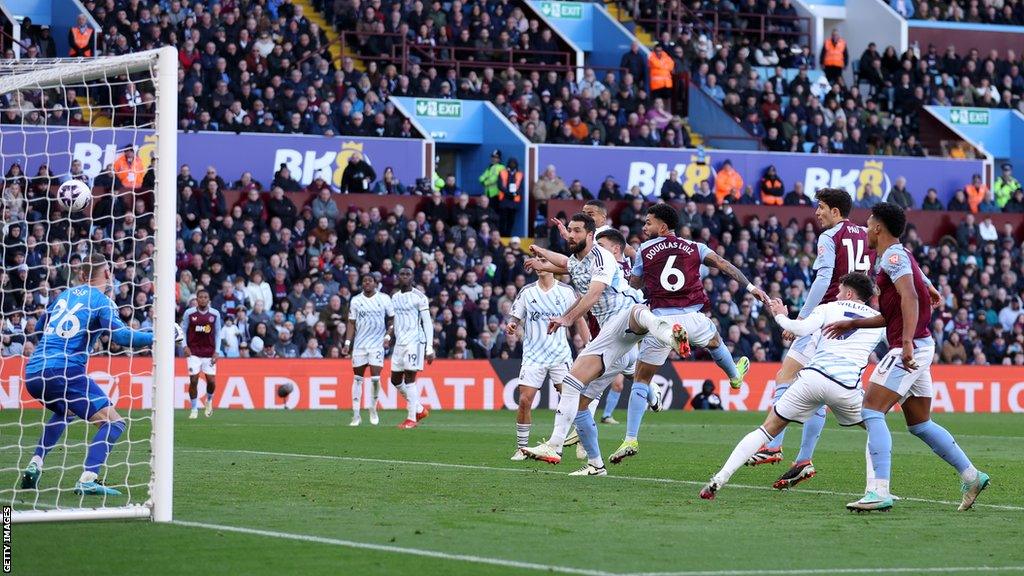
[520,213,687,475]
[342,275,394,426]
[390,267,434,429]
[506,270,589,460]
[700,272,882,499]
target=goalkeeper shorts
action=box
[25,367,110,420]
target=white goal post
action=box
[1,47,177,523]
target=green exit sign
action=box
[948,108,989,126]
[414,99,462,118]
[539,1,584,19]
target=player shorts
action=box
[391,343,426,372]
[773,368,865,427]
[187,355,217,376]
[579,307,644,371]
[352,347,385,368]
[638,312,718,365]
[25,367,110,421]
[785,331,822,366]
[869,343,935,401]
[518,362,570,390]
[583,346,637,400]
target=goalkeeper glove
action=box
[173,324,186,345]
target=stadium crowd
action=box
[897,0,1024,24]
[2,156,1023,366]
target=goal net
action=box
[0,48,177,523]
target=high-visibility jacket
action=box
[498,169,523,203]
[648,51,675,91]
[823,38,846,68]
[994,176,1021,208]
[760,175,784,205]
[113,154,145,190]
[714,167,744,204]
[965,183,989,213]
[70,26,93,57]
[480,163,504,198]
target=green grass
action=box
[6,409,1024,576]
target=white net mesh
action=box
[1,50,173,520]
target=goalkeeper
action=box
[20,254,184,496]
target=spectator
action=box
[922,188,944,210]
[341,152,376,194]
[691,379,723,410]
[965,174,989,213]
[620,41,647,88]
[888,176,914,209]
[783,181,811,206]
[68,14,94,57]
[372,167,406,195]
[661,170,685,202]
[758,165,784,206]
[532,165,568,203]
[714,160,744,204]
[947,188,971,212]
[941,331,968,364]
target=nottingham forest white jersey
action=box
[392,289,431,347]
[350,291,394,350]
[566,244,641,327]
[777,300,884,386]
[510,281,576,366]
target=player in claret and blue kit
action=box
[20,254,184,496]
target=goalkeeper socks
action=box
[708,344,739,379]
[352,376,364,414]
[795,406,826,462]
[550,375,583,448]
[716,426,774,486]
[907,420,975,480]
[625,381,650,440]
[516,423,531,448]
[84,420,126,474]
[34,413,70,462]
[862,408,892,482]
[602,388,621,419]
[765,384,790,450]
[574,409,603,466]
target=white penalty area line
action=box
[181,447,1024,512]
[171,519,1024,576]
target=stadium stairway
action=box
[296,0,365,71]
[601,2,705,147]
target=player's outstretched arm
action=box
[98,301,154,348]
[822,314,886,338]
[525,257,568,275]
[770,301,825,337]
[529,244,569,270]
[703,252,770,305]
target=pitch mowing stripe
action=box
[172,520,617,576]
[182,448,1024,512]
[626,567,1024,576]
[171,520,1023,576]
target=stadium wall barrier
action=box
[536,144,985,205]
[0,127,428,189]
[3,358,1023,413]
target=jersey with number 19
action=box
[392,289,431,371]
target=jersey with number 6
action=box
[820,220,874,303]
[634,235,711,312]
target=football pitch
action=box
[8,409,1024,576]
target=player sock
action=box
[588,399,598,417]
[907,420,975,478]
[765,384,790,449]
[550,375,583,448]
[404,380,420,421]
[716,426,774,485]
[29,455,44,470]
[205,393,214,405]
[83,420,126,474]
[862,408,892,481]
[631,306,670,341]
[352,376,364,414]
[602,388,621,419]
[516,423,531,448]
[864,440,876,492]
[370,376,382,407]
[34,413,70,463]
[625,381,650,440]
[188,396,198,410]
[708,344,739,380]
[574,409,602,465]
[795,406,826,462]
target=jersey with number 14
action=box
[634,235,711,312]
[819,220,874,303]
